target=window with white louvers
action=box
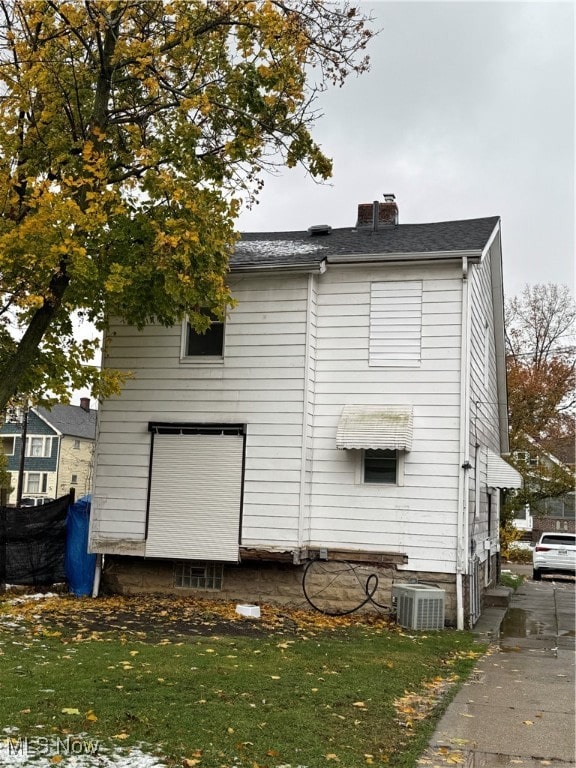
[145,432,244,561]
[369,281,423,367]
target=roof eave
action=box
[231,260,327,275]
[32,407,63,436]
[326,249,483,265]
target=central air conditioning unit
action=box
[391,584,445,630]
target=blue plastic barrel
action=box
[65,495,97,596]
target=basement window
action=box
[174,561,224,590]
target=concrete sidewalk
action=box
[420,575,576,767]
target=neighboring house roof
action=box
[520,433,575,473]
[232,216,500,270]
[35,405,97,440]
[541,435,576,469]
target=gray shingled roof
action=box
[232,216,500,270]
[36,404,97,440]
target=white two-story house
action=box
[89,197,521,628]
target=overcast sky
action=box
[236,1,574,298]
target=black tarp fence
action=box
[0,495,71,587]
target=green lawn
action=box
[0,594,484,768]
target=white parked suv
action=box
[532,532,576,581]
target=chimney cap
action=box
[79,397,90,412]
[383,193,396,202]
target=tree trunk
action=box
[0,271,69,412]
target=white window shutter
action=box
[369,281,422,367]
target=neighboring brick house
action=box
[512,436,576,539]
[0,398,96,505]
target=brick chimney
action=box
[356,194,398,229]
[79,397,90,412]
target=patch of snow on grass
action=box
[0,737,166,767]
[7,592,59,605]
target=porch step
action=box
[483,585,512,608]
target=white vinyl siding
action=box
[369,281,422,367]
[310,265,463,573]
[468,244,505,552]
[90,274,309,552]
[146,433,243,561]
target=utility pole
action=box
[15,404,29,507]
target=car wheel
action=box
[532,568,542,581]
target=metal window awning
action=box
[487,450,523,489]
[336,405,413,451]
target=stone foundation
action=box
[103,555,458,626]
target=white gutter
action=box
[456,255,472,630]
[231,261,327,275]
[298,273,315,551]
[327,248,482,265]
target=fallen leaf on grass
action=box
[112,733,129,740]
[61,708,80,715]
[352,701,366,708]
[183,760,201,767]
[85,710,98,722]
[325,754,340,761]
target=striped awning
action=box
[487,450,523,489]
[336,405,413,450]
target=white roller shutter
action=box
[146,433,244,561]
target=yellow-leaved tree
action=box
[0,0,375,410]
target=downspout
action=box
[456,256,472,630]
[298,272,315,557]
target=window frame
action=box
[180,316,225,363]
[1,436,15,456]
[26,436,52,458]
[357,449,405,486]
[25,472,48,494]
